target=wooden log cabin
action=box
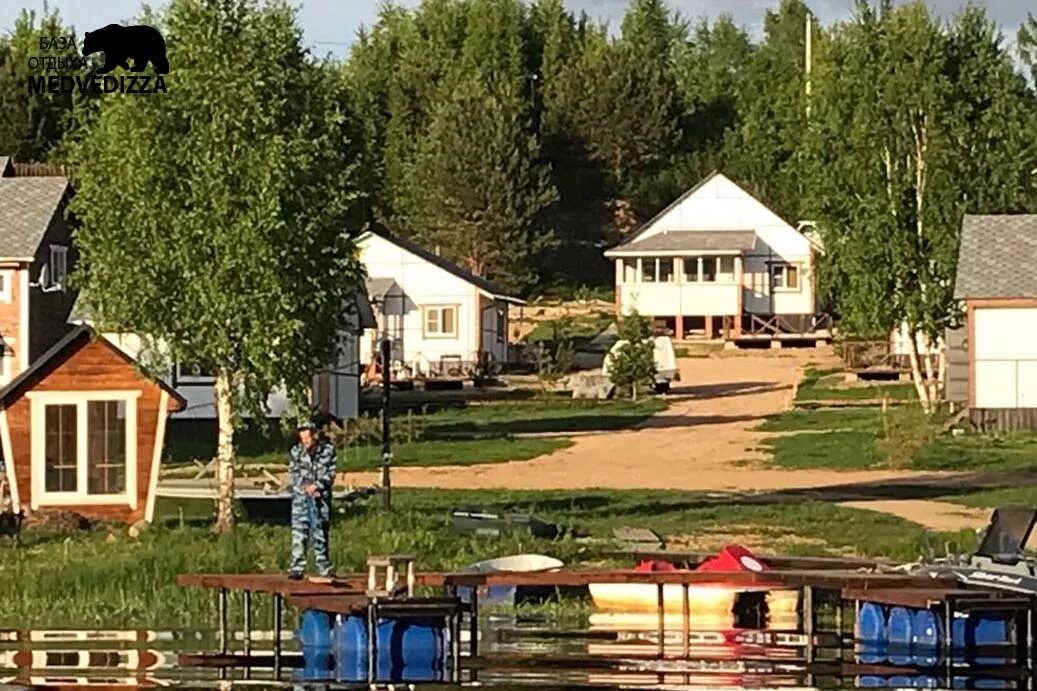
[0,325,185,523]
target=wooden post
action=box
[242,590,252,680]
[218,587,228,655]
[681,583,690,659]
[272,593,283,679]
[367,599,378,684]
[380,337,392,511]
[705,315,715,340]
[674,314,684,340]
[656,583,665,659]
[803,585,814,663]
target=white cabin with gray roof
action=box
[605,172,822,341]
[951,214,1037,431]
[357,230,524,379]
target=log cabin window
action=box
[87,401,126,495]
[423,305,458,338]
[31,391,138,507]
[771,263,801,291]
[44,404,77,493]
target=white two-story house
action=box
[605,172,822,340]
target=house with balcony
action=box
[605,172,826,343]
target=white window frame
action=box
[0,338,14,385]
[0,270,12,303]
[28,390,140,509]
[771,263,802,292]
[49,246,68,291]
[423,305,458,338]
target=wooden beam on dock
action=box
[178,568,957,595]
[841,587,1029,609]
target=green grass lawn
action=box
[163,398,663,473]
[763,430,885,469]
[796,367,917,402]
[0,488,971,629]
[913,433,1037,472]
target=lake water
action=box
[0,613,1025,690]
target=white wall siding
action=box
[610,174,816,318]
[358,234,488,372]
[973,307,1037,408]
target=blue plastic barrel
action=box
[969,613,1010,666]
[332,615,394,682]
[332,615,446,682]
[886,606,913,666]
[912,675,938,688]
[888,676,915,688]
[300,645,332,681]
[911,609,941,666]
[298,609,332,648]
[857,603,887,643]
[856,675,886,687]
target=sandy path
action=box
[348,349,945,492]
[839,500,991,532]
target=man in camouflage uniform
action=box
[288,421,337,581]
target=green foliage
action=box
[68,0,366,419]
[0,7,90,161]
[608,311,656,398]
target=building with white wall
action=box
[605,172,820,340]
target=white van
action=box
[602,335,680,394]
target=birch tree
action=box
[805,1,1037,412]
[69,0,366,532]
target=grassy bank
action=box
[795,368,916,403]
[165,399,663,472]
[0,489,971,629]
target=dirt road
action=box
[349,349,944,492]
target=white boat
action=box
[460,554,564,606]
[588,583,800,620]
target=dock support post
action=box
[802,585,814,664]
[1027,596,1035,676]
[657,583,665,659]
[242,591,252,679]
[217,587,228,655]
[450,612,462,683]
[944,598,954,688]
[681,583,690,659]
[272,593,283,679]
[835,595,844,662]
[367,599,378,685]
[469,590,480,672]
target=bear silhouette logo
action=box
[83,24,169,74]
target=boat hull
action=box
[589,583,799,619]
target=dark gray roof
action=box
[955,215,1037,299]
[0,177,69,258]
[355,291,377,330]
[0,324,186,411]
[364,229,525,305]
[606,230,757,255]
[366,277,403,302]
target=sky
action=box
[0,0,1032,59]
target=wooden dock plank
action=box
[179,568,957,594]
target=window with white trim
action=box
[771,263,801,291]
[32,391,138,506]
[640,258,675,283]
[622,258,638,283]
[49,246,68,291]
[423,305,457,338]
[175,362,215,384]
[0,270,12,303]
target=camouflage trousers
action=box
[290,494,331,576]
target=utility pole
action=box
[805,10,813,118]
[379,337,392,511]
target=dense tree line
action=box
[4,0,1037,333]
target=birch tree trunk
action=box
[214,369,236,533]
[908,326,933,414]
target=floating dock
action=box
[176,554,1037,687]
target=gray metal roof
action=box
[365,277,403,302]
[955,215,1037,299]
[605,230,757,255]
[0,177,69,258]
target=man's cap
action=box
[297,420,319,432]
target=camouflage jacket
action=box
[288,440,337,496]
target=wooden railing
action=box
[745,313,833,336]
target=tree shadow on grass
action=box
[427,413,764,437]
[668,381,788,400]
